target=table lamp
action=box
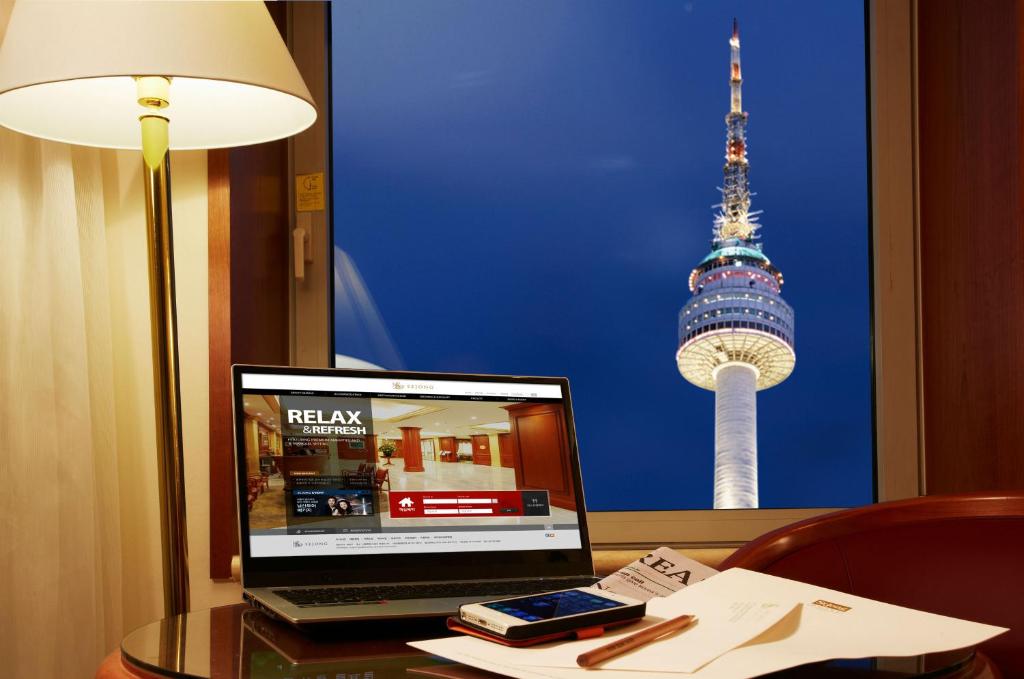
[0,1,316,616]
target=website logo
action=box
[392,381,434,392]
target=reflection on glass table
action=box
[116,605,999,679]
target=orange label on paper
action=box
[812,599,851,613]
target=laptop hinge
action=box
[265,574,596,591]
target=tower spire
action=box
[730,18,742,113]
[714,19,759,245]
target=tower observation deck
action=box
[676,20,795,509]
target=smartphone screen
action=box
[482,590,626,622]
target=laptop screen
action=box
[236,368,585,560]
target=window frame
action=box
[270,0,922,562]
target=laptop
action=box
[232,364,599,624]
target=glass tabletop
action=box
[121,605,981,679]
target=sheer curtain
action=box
[0,130,165,675]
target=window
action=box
[330,1,872,513]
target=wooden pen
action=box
[576,613,697,668]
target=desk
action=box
[108,605,1000,679]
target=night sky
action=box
[330,0,872,510]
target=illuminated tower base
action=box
[713,363,758,509]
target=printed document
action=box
[410,568,1008,679]
[595,547,718,601]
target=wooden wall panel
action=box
[505,403,577,511]
[207,149,235,580]
[228,141,289,364]
[471,434,492,466]
[498,432,514,468]
[918,0,1024,493]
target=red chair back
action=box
[720,492,1024,676]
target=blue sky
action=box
[330,0,872,510]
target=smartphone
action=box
[458,587,646,640]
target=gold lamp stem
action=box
[138,76,190,617]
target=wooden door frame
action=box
[208,1,332,580]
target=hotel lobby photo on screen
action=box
[329,0,872,511]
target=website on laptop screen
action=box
[239,372,583,558]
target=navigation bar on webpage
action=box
[250,528,582,557]
[240,373,563,399]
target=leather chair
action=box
[375,467,391,491]
[720,492,1024,677]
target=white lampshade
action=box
[0,1,316,150]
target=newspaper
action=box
[593,546,719,601]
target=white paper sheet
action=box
[410,568,1009,679]
[515,593,798,672]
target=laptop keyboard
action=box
[274,577,600,608]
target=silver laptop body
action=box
[232,365,597,624]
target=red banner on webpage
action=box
[389,490,550,518]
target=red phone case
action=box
[446,616,639,647]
